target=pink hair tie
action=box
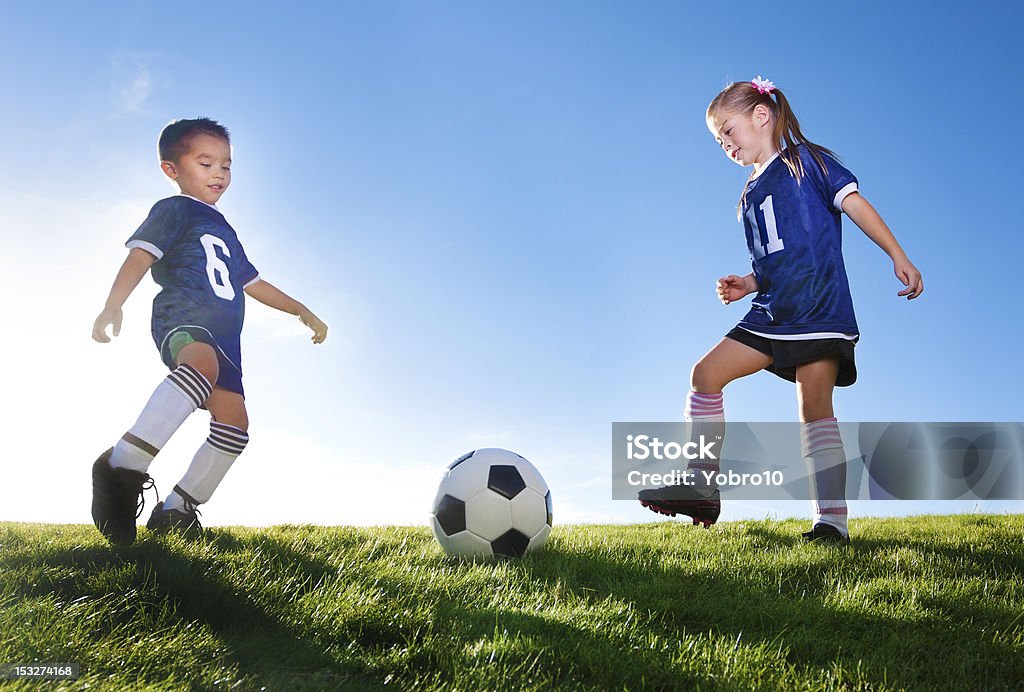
[751,75,776,95]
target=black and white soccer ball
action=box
[430,448,553,558]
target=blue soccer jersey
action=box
[127,195,259,393]
[738,145,860,339]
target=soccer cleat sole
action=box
[638,498,720,528]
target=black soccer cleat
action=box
[91,448,155,545]
[147,500,203,537]
[638,485,721,528]
[801,523,850,544]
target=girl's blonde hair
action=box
[707,80,838,215]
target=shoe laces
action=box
[182,497,203,530]
[136,476,159,520]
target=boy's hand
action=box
[299,309,328,344]
[92,306,123,342]
[716,275,754,305]
[894,258,924,300]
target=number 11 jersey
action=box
[739,145,860,339]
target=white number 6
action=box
[200,234,235,300]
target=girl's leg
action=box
[691,337,774,393]
[795,356,849,539]
[686,338,774,487]
[639,338,773,523]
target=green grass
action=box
[1,515,1022,690]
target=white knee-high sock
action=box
[109,364,213,473]
[684,391,725,492]
[802,417,848,536]
[165,421,249,510]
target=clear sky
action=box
[2,1,1021,527]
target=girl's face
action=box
[707,105,775,167]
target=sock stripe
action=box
[120,431,160,458]
[167,364,213,409]
[167,368,204,405]
[685,391,724,419]
[689,392,723,402]
[801,417,842,457]
[208,422,248,455]
[172,484,201,506]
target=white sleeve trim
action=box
[243,274,262,289]
[833,182,858,212]
[126,239,163,260]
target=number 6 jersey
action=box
[127,195,260,383]
[738,144,860,340]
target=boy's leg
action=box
[796,356,849,542]
[639,338,772,525]
[149,388,248,533]
[92,341,216,544]
[109,341,218,472]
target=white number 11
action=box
[745,195,785,259]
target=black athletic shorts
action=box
[725,326,858,387]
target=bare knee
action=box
[690,360,724,393]
[690,338,772,393]
[176,342,219,386]
[206,388,249,431]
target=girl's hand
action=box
[299,309,328,344]
[716,274,754,305]
[894,258,924,299]
[92,306,123,343]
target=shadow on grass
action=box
[6,521,1023,689]
[4,532,383,690]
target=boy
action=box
[91,117,328,544]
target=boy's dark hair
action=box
[158,117,231,163]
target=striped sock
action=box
[801,417,848,536]
[684,391,725,491]
[166,421,249,509]
[109,364,213,473]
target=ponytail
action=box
[707,78,839,216]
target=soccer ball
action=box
[430,448,553,558]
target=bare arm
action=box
[842,192,924,299]
[244,278,328,344]
[92,247,156,342]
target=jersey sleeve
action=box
[125,197,188,260]
[236,245,260,288]
[801,147,858,212]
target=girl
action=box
[639,76,923,542]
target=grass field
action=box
[1,515,1022,690]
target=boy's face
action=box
[160,133,232,205]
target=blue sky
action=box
[1,2,1021,527]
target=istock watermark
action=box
[625,434,718,461]
[626,468,785,488]
[611,422,1024,501]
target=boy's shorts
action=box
[726,326,858,387]
[157,326,245,396]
